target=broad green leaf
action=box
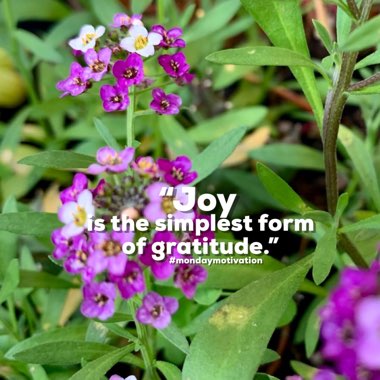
[182,257,312,380]
[336,2,352,45]
[89,0,124,25]
[18,270,78,289]
[188,107,267,143]
[13,341,115,365]
[14,30,62,63]
[254,374,280,380]
[340,214,380,233]
[156,361,182,380]
[158,324,190,355]
[0,212,61,236]
[94,118,121,150]
[250,144,325,171]
[194,288,222,306]
[192,127,247,184]
[256,163,310,214]
[341,15,380,52]
[19,151,95,169]
[5,325,87,360]
[183,0,240,43]
[241,0,323,128]
[312,228,337,285]
[10,0,70,22]
[260,349,280,365]
[312,20,333,53]
[339,126,380,212]
[69,344,135,380]
[278,299,297,327]
[86,321,109,344]
[0,259,20,304]
[207,47,318,69]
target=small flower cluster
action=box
[319,261,380,379]
[51,147,208,329]
[56,12,193,115]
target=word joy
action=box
[160,186,237,218]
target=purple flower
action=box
[157,155,197,186]
[136,291,178,329]
[131,156,158,178]
[314,369,337,380]
[150,88,182,115]
[88,146,134,174]
[143,182,194,222]
[140,231,178,280]
[58,189,94,238]
[60,173,88,203]
[174,264,207,299]
[112,53,144,87]
[84,48,111,81]
[175,72,195,86]
[109,261,145,299]
[56,62,91,97]
[112,13,143,28]
[87,231,133,276]
[51,228,74,260]
[285,377,303,380]
[158,52,190,78]
[100,84,130,112]
[151,25,186,49]
[81,281,116,320]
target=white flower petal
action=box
[129,25,148,38]
[79,24,95,36]
[148,32,163,45]
[120,37,136,52]
[95,25,106,37]
[68,37,83,51]
[78,189,93,210]
[138,44,155,57]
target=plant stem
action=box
[347,0,360,19]
[126,88,135,147]
[348,72,380,91]
[322,0,373,267]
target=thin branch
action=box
[347,0,360,19]
[348,72,380,91]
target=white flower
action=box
[69,25,106,52]
[120,26,162,57]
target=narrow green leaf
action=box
[19,151,95,169]
[10,0,70,22]
[260,349,280,365]
[305,303,322,357]
[312,228,337,285]
[355,49,380,70]
[182,257,312,380]
[312,20,333,53]
[156,361,182,380]
[0,259,20,304]
[158,324,190,355]
[94,118,121,150]
[335,193,349,223]
[18,270,78,289]
[291,361,317,379]
[192,127,247,184]
[340,214,380,233]
[254,374,280,380]
[256,163,310,214]
[0,212,61,236]
[131,0,153,14]
[336,2,352,45]
[89,0,124,25]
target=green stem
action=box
[322,0,373,267]
[126,88,135,147]
[157,0,165,24]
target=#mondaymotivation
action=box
[87,187,315,261]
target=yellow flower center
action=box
[82,32,96,45]
[73,206,87,227]
[134,35,148,50]
[162,196,176,214]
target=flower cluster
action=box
[56,13,193,115]
[51,147,208,329]
[319,261,380,379]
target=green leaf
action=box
[291,361,317,379]
[341,15,380,52]
[254,374,280,380]
[0,259,20,304]
[0,212,61,236]
[131,0,153,14]
[89,0,124,25]
[312,228,337,285]
[192,127,247,184]
[355,49,380,70]
[250,144,325,171]
[158,324,190,355]
[182,257,312,380]
[19,151,95,169]
[336,2,352,46]
[156,361,182,380]
[194,288,222,305]
[94,118,121,150]
[18,270,78,289]
[13,341,115,365]
[69,344,135,380]
[256,163,310,214]
[207,47,318,69]
[349,82,380,95]
[14,30,62,63]
[188,107,267,143]
[241,0,323,128]
[312,20,333,53]
[339,126,380,212]
[335,193,349,223]
[340,214,380,233]
[305,303,322,357]
[10,0,70,22]
[260,349,280,365]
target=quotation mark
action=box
[159,187,175,197]
[269,237,279,244]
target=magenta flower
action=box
[88,146,134,174]
[157,155,197,185]
[314,369,337,380]
[285,377,303,380]
[112,53,144,87]
[150,88,182,115]
[51,228,74,260]
[140,231,178,280]
[87,231,134,276]
[175,72,195,86]
[131,156,158,178]
[100,84,130,112]
[81,281,116,320]
[84,48,111,81]
[58,189,94,238]
[60,172,88,203]
[56,62,91,97]
[151,25,186,49]
[112,13,143,28]
[143,182,195,222]
[136,291,178,329]
[158,52,190,78]
[109,261,145,299]
[174,264,207,299]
